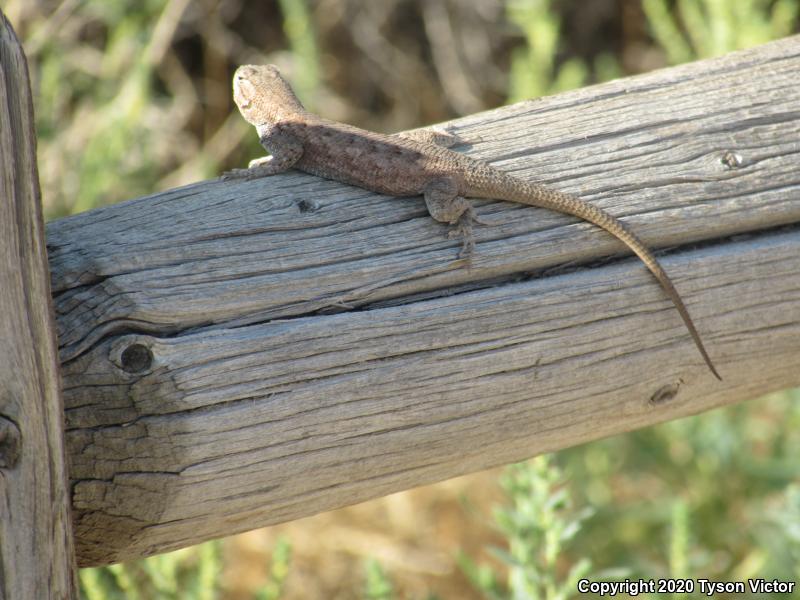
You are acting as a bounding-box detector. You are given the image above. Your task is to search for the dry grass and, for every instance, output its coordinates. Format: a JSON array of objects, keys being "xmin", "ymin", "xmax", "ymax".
[{"xmin": 221, "ymin": 469, "xmax": 505, "ymax": 599}]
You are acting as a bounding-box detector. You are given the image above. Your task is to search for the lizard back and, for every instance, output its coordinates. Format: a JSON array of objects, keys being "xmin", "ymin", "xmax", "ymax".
[{"xmin": 278, "ymin": 117, "xmax": 462, "ymax": 196}]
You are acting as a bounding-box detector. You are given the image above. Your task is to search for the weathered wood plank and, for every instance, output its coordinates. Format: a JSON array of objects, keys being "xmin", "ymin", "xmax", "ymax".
[
  {"xmin": 64, "ymin": 229, "xmax": 800, "ymax": 566},
  {"xmin": 48, "ymin": 37, "xmax": 800, "ymax": 363},
  {"xmin": 46, "ymin": 37, "xmax": 800, "ymax": 565},
  {"xmin": 0, "ymin": 10, "xmax": 78, "ymax": 599}
]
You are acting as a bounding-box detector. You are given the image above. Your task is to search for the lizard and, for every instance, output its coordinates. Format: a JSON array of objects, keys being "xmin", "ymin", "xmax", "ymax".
[{"xmin": 223, "ymin": 64, "xmax": 721, "ymax": 380}]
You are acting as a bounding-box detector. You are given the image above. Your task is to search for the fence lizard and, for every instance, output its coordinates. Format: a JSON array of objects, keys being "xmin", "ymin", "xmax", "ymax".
[{"xmin": 224, "ymin": 64, "xmax": 721, "ymax": 380}]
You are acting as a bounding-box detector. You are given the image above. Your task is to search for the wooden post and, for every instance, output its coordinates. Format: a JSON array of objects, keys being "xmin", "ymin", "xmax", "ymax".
[{"xmin": 0, "ymin": 11, "xmax": 79, "ymax": 599}]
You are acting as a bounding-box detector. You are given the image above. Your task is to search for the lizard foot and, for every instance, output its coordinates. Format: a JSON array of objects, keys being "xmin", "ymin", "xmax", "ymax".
[
  {"xmin": 221, "ymin": 163, "xmax": 278, "ymax": 181},
  {"xmin": 447, "ymin": 212, "xmax": 476, "ymax": 259},
  {"xmin": 221, "ymin": 156, "xmax": 278, "ymax": 180},
  {"xmin": 220, "ymin": 168, "xmax": 253, "ymax": 180}
]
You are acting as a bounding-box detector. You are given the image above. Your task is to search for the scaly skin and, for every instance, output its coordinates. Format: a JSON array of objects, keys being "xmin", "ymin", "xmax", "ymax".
[{"xmin": 224, "ymin": 64, "xmax": 721, "ymax": 380}]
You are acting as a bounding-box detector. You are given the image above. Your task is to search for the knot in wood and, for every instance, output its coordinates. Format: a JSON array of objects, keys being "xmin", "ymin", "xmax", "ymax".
[
  {"xmin": 721, "ymin": 151, "xmax": 744, "ymax": 169},
  {"xmin": 0, "ymin": 415, "xmax": 21, "ymax": 469},
  {"xmin": 650, "ymin": 381, "xmax": 683, "ymax": 405},
  {"xmin": 120, "ymin": 343, "xmax": 153, "ymax": 373}
]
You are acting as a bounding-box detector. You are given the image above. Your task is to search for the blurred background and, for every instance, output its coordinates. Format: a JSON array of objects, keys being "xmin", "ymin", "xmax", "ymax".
[{"xmin": 5, "ymin": 0, "xmax": 800, "ymax": 598}]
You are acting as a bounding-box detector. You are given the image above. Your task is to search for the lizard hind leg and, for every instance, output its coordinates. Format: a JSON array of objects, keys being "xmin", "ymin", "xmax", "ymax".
[{"xmin": 423, "ymin": 176, "xmax": 480, "ymax": 258}]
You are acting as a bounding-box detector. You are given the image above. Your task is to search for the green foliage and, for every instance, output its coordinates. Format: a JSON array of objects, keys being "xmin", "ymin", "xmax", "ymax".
[
  {"xmin": 506, "ymin": 0, "xmax": 586, "ymax": 101},
  {"xmin": 26, "ymin": 0, "xmax": 325, "ymax": 216},
  {"xmin": 668, "ymin": 499, "xmax": 689, "ymax": 582},
  {"xmin": 562, "ymin": 388, "xmax": 800, "ymax": 584},
  {"xmin": 768, "ymin": 484, "xmax": 800, "ymax": 580},
  {"xmin": 79, "ymin": 537, "xmax": 292, "ymax": 600},
  {"xmin": 505, "ymin": 0, "xmax": 622, "ymax": 102},
  {"xmin": 457, "ymin": 388, "xmax": 800, "ymax": 600},
  {"xmin": 79, "ymin": 542, "xmax": 222, "ymax": 600},
  {"xmin": 254, "ymin": 536, "xmax": 292, "ymax": 600},
  {"xmin": 643, "ymin": 0, "xmax": 799, "ymax": 63},
  {"xmin": 507, "ymin": 0, "xmax": 799, "ymax": 101},
  {"xmin": 276, "ymin": 0, "xmax": 320, "ymax": 111},
  {"xmin": 461, "ymin": 456, "xmax": 620, "ymax": 600},
  {"xmin": 32, "ymin": 0, "xmax": 169, "ymax": 215},
  {"xmin": 363, "ymin": 558, "xmax": 395, "ymax": 600}
]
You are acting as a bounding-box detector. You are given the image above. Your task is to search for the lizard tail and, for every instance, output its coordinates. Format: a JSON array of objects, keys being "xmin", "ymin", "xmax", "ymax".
[{"xmin": 471, "ymin": 174, "xmax": 721, "ymax": 380}]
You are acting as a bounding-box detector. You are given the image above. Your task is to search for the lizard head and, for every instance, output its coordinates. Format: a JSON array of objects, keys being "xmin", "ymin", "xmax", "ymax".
[{"xmin": 232, "ymin": 64, "xmax": 305, "ymax": 125}]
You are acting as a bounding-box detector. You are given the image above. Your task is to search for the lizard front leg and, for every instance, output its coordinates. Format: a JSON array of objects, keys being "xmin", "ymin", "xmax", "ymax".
[{"xmin": 222, "ymin": 129, "xmax": 304, "ymax": 180}]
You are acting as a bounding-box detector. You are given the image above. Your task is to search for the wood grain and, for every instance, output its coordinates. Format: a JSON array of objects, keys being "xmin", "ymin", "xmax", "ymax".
[
  {"xmin": 47, "ymin": 36, "xmax": 800, "ymax": 566},
  {"xmin": 0, "ymin": 10, "xmax": 78, "ymax": 598}
]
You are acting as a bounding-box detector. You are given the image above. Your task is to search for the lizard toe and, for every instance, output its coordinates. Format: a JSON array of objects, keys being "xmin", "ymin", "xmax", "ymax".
[{"xmin": 221, "ymin": 168, "xmax": 251, "ymax": 180}]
